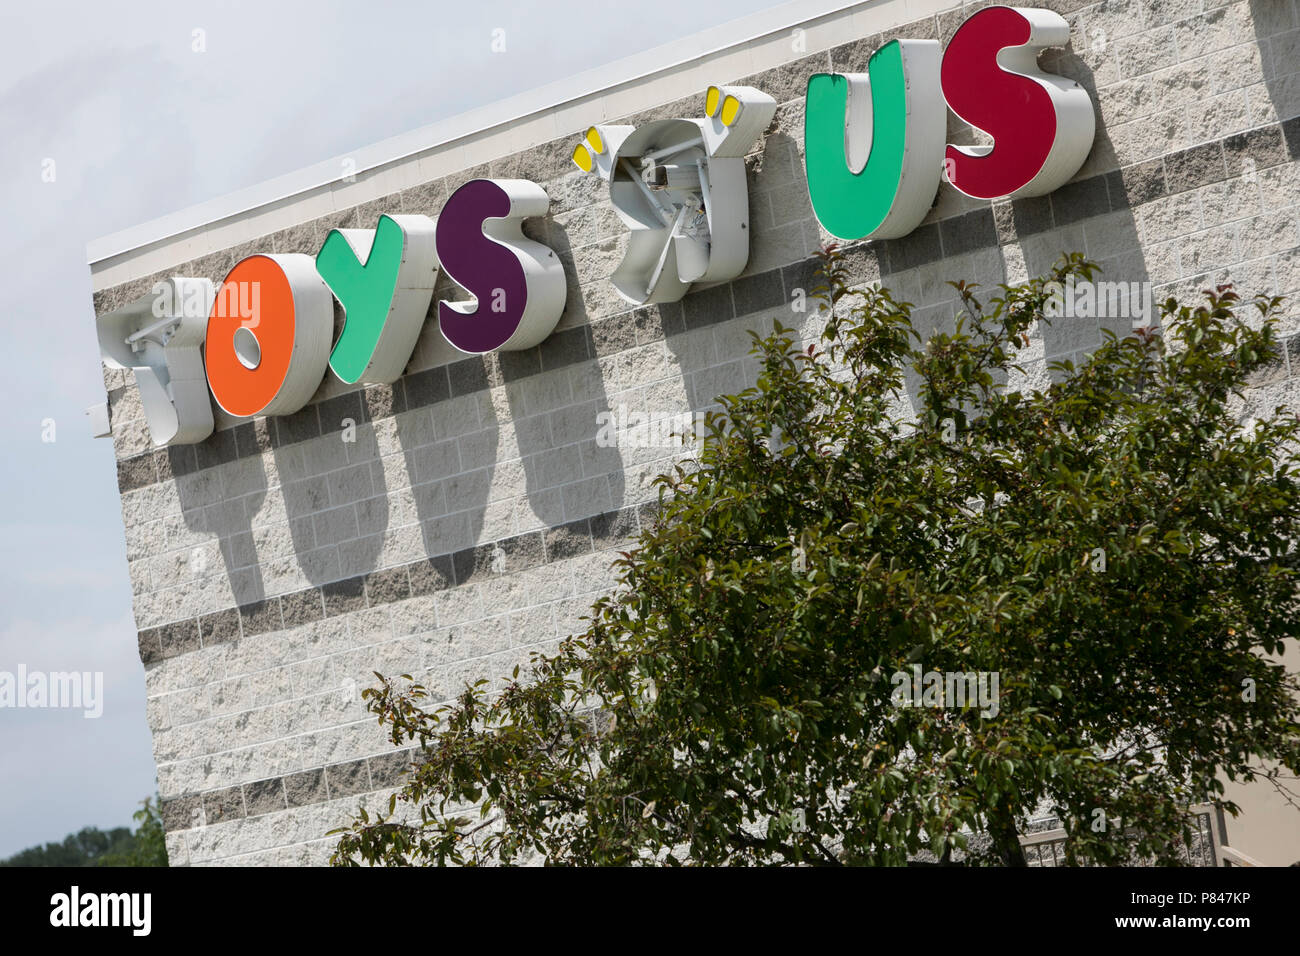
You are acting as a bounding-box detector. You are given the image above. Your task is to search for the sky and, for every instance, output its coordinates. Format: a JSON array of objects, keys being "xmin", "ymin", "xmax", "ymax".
[{"xmin": 0, "ymin": 0, "xmax": 783, "ymax": 859}]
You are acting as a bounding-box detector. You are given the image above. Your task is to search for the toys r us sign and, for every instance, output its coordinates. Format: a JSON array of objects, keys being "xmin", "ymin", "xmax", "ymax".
[{"xmin": 97, "ymin": 6, "xmax": 1093, "ymax": 449}]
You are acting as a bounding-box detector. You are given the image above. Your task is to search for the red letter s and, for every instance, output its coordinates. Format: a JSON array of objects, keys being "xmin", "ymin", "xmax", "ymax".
[{"xmin": 941, "ymin": 6, "xmax": 1095, "ymax": 201}]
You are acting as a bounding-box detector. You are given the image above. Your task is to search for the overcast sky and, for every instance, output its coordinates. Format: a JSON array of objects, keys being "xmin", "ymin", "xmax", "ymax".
[{"xmin": 0, "ymin": 0, "xmax": 783, "ymax": 859}]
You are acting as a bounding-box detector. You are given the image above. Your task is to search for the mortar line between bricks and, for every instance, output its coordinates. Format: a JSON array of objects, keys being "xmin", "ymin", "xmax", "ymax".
[
  {"xmin": 171, "ymin": 745, "xmax": 422, "ymax": 832},
  {"xmin": 136, "ymin": 502, "xmax": 647, "ymax": 657},
  {"xmin": 160, "ymin": 715, "xmax": 390, "ymax": 770},
  {"xmin": 188, "ymin": 808, "xmax": 382, "ymax": 861},
  {"xmin": 171, "ymin": 695, "xmax": 605, "ymax": 831},
  {"xmin": 197, "ymin": 833, "xmax": 357, "ymax": 866},
  {"xmin": 174, "ymin": 682, "xmax": 612, "ymax": 831},
  {"xmin": 186, "ymin": 797, "xmax": 408, "ymax": 863},
  {"xmin": 156, "ymin": 581, "xmax": 628, "ymax": 812},
  {"xmin": 151, "ymin": 601, "xmax": 614, "ymax": 716},
  {"xmin": 153, "ymin": 599, "xmax": 601, "ymax": 725},
  {"xmin": 150, "ymin": 564, "xmax": 624, "ymax": 697}
]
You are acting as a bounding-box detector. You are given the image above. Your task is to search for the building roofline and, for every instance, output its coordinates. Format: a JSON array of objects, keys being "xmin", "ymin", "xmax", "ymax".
[{"xmin": 87, "ymin": 0, "xmax": 942, "ymax": 285}]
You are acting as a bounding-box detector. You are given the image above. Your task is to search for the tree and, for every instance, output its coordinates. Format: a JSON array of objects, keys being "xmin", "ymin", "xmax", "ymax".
[
  {"xmin": 3, "ymin": 795, "xmax": 168, "ymax": 867},
  {"xmin": 0, "ymin": 826, "xmax": 134, "ymax": 867},
  {"xmin": 332, "ymin": 248, "xmax": 1300, "ymax": 866},
  {"xmin": 98, "ymin": 795, "xmax": 169, "ymax": 867}
]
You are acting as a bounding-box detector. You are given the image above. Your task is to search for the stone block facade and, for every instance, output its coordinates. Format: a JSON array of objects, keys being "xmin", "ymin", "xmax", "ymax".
[{"xmin": 89, "ymin": 0, "xmax": 1300, "ymax": 864}]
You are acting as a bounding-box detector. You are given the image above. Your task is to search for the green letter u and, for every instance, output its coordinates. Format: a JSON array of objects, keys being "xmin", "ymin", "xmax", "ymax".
[{"xmin": 804, "ymin": 39, "xmax": 945, "ymax": 242}]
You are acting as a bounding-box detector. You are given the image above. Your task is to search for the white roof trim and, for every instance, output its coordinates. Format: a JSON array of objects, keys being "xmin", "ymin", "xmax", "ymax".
[{"xmin": 88, "ymin": 0, "xmax": 947, "ymax": 281}]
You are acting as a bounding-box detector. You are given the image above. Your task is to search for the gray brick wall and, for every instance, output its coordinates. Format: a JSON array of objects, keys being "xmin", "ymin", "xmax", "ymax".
[{"xmin": 92, "ymin": 0, "xmax": 1300, "ymax": 864}]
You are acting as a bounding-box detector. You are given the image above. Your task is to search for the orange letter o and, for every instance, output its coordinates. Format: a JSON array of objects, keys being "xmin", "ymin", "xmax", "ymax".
[{"xmin": 205, "ymin": 254, "xmax": 333, "ymax": 418}]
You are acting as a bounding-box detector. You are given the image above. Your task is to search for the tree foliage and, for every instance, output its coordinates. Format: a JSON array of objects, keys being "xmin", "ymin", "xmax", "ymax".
[
  {"xmin": 332, "ymin": 249, "xmax": 1300, "ymax": 866},
  {"xmin": 3, "ymin": 795, "xmax": 168, "ymax": 867}
]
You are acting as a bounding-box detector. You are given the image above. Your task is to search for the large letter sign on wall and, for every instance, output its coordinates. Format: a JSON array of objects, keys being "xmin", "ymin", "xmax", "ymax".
[
  {"xmin": 97, "ymin": 277, "xmax": 216, "ymax": 446},
  {"xmin": 204, "ymin": 254, "xmax": 334, "ymax": 418},
  {"xmin": 316, "ymin": 214, "xmax": 438, "ymax": 385},
  {"xmin": 804, "ymin": 40, "xmax": 945, "ymax": 241},
  {"xmin": 98, "ymin": 179, "xmax": 564, "ymax": 445},
  {"xmin": 434, "ymin": 179, "xmax": 566, "ymax": 353},
  {"xmin": 804, "ymin": 6, "xmax": 1094, "ymax": 240},
  {"xmin": 571, "ymin": 83, "xmax": 776, "ymax": 305},
  {"xmin": 941, "ymin": 7, "xmax": 1095, "ymax": 200},
  {"xmin": 97, "ymin": 2, "xmax": 1099, "ymax": 447}
]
